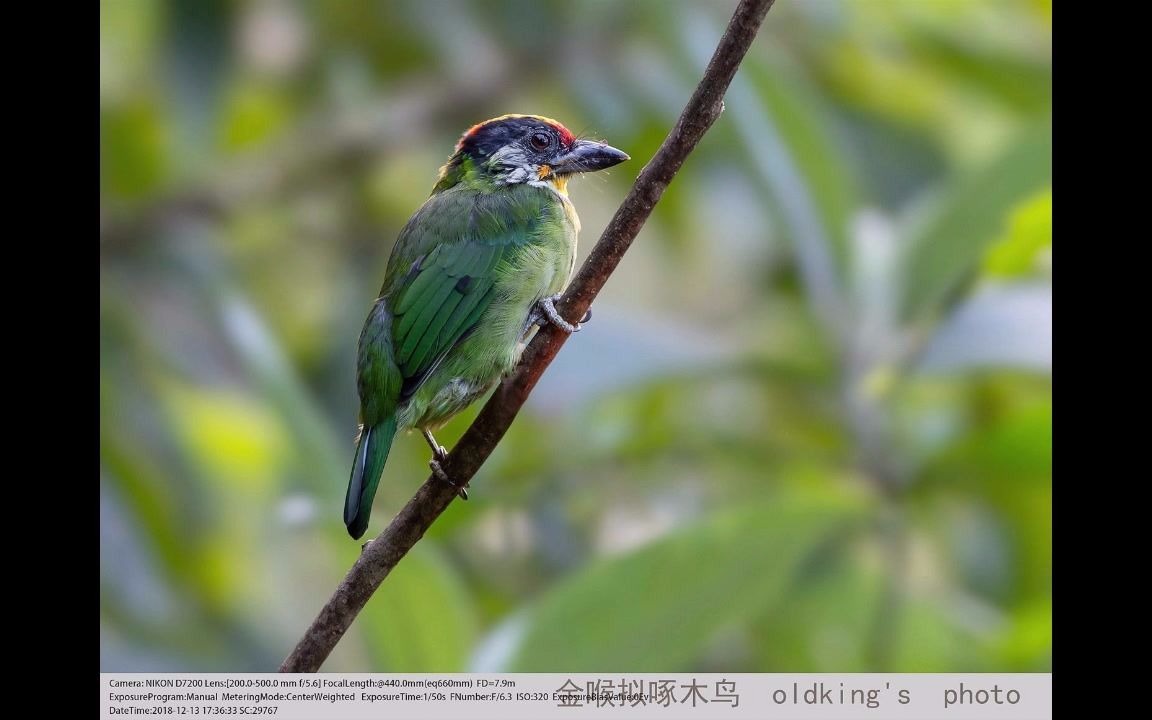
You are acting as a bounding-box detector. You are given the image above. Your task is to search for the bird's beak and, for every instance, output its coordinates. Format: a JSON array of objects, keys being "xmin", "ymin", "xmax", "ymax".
[{"xmin": 551, "ymin": 139, "xmax": 630, "ymax": 175}]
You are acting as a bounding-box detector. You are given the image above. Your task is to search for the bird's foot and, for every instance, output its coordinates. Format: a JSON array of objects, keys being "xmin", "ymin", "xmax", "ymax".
[
  {"xmin": 534, "ymin": 294, "xmax": 589, "ymax": 334},
  {"xmin": 422, "ymin": 429, "xmax": 468, "ymax": 500},
  {"xmin": 429, "ymin": 458, "xmax": 469, "ymax": 500}
]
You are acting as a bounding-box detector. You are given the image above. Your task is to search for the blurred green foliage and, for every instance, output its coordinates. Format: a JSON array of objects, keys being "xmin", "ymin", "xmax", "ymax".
[{"xmin": 100, "ymin": 0, "xmax": 1051, "ymax": 673}]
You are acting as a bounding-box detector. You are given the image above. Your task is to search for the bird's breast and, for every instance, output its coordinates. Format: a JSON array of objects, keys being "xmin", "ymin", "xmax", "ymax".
[{"xmin": 558, "ymin": 191, "xmax": 581, "ymax": 235}]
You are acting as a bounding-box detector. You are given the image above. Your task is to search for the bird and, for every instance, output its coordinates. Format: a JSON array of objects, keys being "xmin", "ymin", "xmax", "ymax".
[{"xmin": 344, "ymin": 114, "xmax": 629, "ymax": 539}]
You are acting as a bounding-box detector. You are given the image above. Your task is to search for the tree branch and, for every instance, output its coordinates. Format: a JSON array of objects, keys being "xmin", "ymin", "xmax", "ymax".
[{"xmin": 279, "ymin": 0, "xmax": 776, "ymax": 673}]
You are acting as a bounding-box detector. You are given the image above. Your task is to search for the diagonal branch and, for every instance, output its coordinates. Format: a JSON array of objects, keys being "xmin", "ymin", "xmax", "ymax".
[{"xmin": 280, "ymin": 0, "xmax": 777, "ymax": 673}]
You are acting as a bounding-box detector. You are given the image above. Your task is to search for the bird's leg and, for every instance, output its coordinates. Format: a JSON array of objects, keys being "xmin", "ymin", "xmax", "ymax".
[
  {"xmin": 531, "ymin": 294, "xmax": 590, "ymax": 334},
  {"xmin": 422, "ymin": 429, "xmax": 469, "ymax": 500},
  {"xmin": 421, "ymin": 428, "xmax": 448, "ymax": 462}
]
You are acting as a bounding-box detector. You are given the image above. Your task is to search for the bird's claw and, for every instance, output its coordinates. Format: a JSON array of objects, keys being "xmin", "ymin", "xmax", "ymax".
[
  {"xmin": 429, "ymin": 458, "xmax": 469, "ymax": 500},
  {"xmin": 421, "ymin": 429, "xmax": 467, "ymax": 499},
  {"xmin": 536, "ymin": 294, "xmax": 584, "ymax": 334}
]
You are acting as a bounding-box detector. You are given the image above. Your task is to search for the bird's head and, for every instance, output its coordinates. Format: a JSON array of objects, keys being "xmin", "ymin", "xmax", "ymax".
[{"xmin": 435, "ymin": 114, "xmax": 629, "ymax": 194}]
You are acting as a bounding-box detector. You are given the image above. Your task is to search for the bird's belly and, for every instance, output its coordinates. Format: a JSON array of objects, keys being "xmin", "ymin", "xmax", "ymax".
[
  {"xmin": 401, "ymin": 375, "xmax": 489, "ymax": 432},
  {"xmin": 399, "ymin": 321, "xmax": 525, "ymax": 432}
]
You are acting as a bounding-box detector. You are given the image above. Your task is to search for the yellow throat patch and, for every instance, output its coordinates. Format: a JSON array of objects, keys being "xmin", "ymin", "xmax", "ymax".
[{"xmin": 537, "ymin": 165, "xmax": 569, "ymax": 196}]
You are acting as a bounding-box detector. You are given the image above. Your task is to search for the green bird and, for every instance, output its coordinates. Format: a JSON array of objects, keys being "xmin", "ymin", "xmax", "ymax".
[{"xmin": 344, "ymin": 114, "xmax": 629, "ymax": 539}]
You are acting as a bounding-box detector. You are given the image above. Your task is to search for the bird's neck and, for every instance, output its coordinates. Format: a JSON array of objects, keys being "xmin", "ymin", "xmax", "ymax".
[
  {"xmin": 433, "ymin": 154, "xmax": 479, "ymax": 192},
  {"xmin": 432, "ymin": 154, "xmax": 568, "ymax": 197}
]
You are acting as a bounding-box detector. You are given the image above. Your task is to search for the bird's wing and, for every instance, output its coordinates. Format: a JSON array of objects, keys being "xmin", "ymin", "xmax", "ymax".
[
  {"xmin": 358, "ymin": 185, "xmax": 549, "ymax": 421},
  {"xmin": 389, "ymin": 238, "xmax": 507, "ymax": 400}
]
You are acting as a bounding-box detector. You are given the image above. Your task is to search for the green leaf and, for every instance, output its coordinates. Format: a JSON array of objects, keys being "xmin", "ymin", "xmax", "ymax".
[
  {"xmin": 163, "ymin": 385, "xmax": 288, "ymax": 491},
  {"xmin": 101, "ymin": 434, "xmax": 188, "ymax": 583},
  {"xmin": 749, "ymin": 62, "xmax": 859, "ymax": 271},
  {"xmin": 100, "ymin": 99, "xmax": 170, "ymax": 199},
  {"xmin": 358, "ymin": 543, "xmax": 479, "ymax": 671},
  {"xmin": 891, "ymin": 597, "xmax": 997, "ymax": 672},
  {"xmin": 900, "ymin": 120, "xmax": 1051, "ymax": 322},
  {"xmin": 982, "ymin": 189, "xmax": 1051, "ymax": 278},
  {"xmin": 993, "ymin": 598, "xmax": 1051, "ymax": 670},
  {"xmin": 508, "ymin": 491, "xmax": 866, "ymax": 671},
  {"xmin": 905, "ymin": 25, "xmax": 1051, "ymax": 113},
  {"xmin": 219, "ymin": 85, "xmax": 294, "ymax": 153},
  {"xmin": 751, "ymin": 540, "xmax": 882, "ymax": 672}
]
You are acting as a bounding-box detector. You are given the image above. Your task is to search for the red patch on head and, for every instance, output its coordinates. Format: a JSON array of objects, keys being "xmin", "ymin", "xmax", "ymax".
[
  {"xmin": 546, "ymin": 121, "xmax": 575, "ymax": 147},
  {"xmin": 456, "ymin": 120, "xmax": 488, "ymax": 150}
]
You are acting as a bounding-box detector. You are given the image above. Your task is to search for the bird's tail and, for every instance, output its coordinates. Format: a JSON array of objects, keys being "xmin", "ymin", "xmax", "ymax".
[{"xmin": 344, "ymin": 416, "xmax": 398, "ymax": 540}]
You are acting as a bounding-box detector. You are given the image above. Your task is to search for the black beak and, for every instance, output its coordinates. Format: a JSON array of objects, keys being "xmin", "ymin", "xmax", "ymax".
[{"xmin": 552, "ymin": 139, "xmax": 630, "ymax": 175}]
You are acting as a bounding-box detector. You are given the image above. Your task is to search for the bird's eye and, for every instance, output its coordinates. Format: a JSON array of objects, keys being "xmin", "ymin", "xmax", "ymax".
[{"xmin": 530, "ymin": 132, "xmax": 551, "ymax": 151}]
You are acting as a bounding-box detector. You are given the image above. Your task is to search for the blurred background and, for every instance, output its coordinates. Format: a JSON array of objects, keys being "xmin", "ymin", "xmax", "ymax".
[{"xmin": 100, "ymin": 0, "xmax": 1051, "ymax": 672}]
